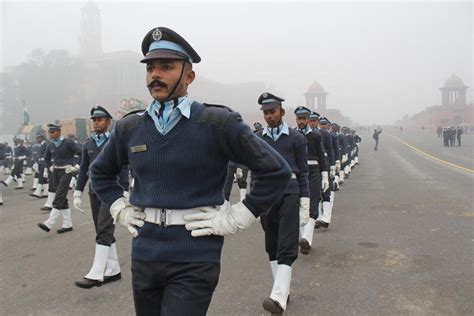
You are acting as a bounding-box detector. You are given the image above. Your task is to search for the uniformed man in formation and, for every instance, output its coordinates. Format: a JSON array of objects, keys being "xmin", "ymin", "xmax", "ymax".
[
  {"xmin": 255, "ymin": 94, "xmax": 309, "ymax": 314},
  {"xmin": 89, "ymin": 27, "xmax": 290, "ymax": 316},
  {"xmin": 29, "ymin": 133, "xmax": 50, "ymax": 199},
  {"xmin": 37, "ymin": 123, "xmax": 82, "ymax": 234},
  {"xmin": 293, "ymin": 106, "xmax": 327, "ymax": 255},
  {"xmin": 2, "ymin": 137, "xmax": 29, "ymax": 190},
  {"xmin": 73, "ymin": 106, "xmax": 128, "ymax": 288}
]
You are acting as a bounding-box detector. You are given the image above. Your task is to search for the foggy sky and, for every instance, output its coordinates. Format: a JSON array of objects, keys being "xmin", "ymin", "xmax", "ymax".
[{"xmin": 1, "ymin": 0, "xmax": 472, "ymax": 125}]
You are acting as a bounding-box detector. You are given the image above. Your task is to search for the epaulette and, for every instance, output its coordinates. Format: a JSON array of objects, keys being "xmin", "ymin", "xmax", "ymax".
[
  {"xmin": 119, "ymin": 110, "xmax": 146, "ymax": 131},
  {"xmin": 198, "ymin": 103, "xmax": 237, "ymax": 130},
  {"xmin": 123, "ymin": 109, "xmax": 146, "ymax": 118},
  {"xmin": 202, "ymin": 103, "xmax": 233, "ymax": 112}
]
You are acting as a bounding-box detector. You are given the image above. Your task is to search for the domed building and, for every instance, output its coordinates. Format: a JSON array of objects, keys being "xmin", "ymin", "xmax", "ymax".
[
  {"xmin": 440, "ymin": 73, "xmax": 469, "ymax": 106},
  {"xmin": 395, "ymin": 74, "xmax": 473, "ymax": 130},
  {"xmin": 303, "ymin": 81, "xmax": 352, "ymax": 126},
  {"xmin": 305, "ymin": 81, "xmax": 328, "ymax": 110}
]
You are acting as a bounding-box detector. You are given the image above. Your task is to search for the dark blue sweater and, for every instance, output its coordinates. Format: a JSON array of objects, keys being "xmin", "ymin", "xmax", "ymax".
[
  {"xmin": 45, "ymin": 138, "xmax": 81, "ymax": 167},
  {"xmin": 320, "ymin": 128, "xmax": 335, "ymax": 166},
  {"xmin": 76, "ymin": 138, "xmax": 129, "ymax": 193},
  {"xmin": 90, "ymin": 102, "xmax": 291, "ymax": 263},
  {"xmin": 256, "ymin": 128, "xmax": 309, "ymax": 197}
]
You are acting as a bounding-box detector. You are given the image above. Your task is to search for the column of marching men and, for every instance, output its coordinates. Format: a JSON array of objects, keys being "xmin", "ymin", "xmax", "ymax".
[{"xmin": 0, "ymin": 26, "xmax": 364, "ymax": 316}]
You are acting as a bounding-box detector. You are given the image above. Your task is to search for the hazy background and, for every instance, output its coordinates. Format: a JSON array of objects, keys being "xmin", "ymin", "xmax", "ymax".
[{"xmin": 1, "ymin": 0, "xmax": 472, "ymax": 132}]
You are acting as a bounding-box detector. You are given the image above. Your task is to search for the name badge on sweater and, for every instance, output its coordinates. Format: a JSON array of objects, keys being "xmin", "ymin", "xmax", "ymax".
[{"xmin": 130, "ymin": 144, "xmax": 148, "ymax": 153}]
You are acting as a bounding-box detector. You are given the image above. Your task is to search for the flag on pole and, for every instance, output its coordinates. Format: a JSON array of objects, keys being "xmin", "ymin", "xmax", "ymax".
[{"xmin": 23, "ymin": 100, "xmax": 30, "ymax": 125}]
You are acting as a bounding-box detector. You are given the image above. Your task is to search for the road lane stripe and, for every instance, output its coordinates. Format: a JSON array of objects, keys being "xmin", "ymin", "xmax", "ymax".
[{"xmin": 388, "ymin": 134, "xmax": 474, "ymax": 174}]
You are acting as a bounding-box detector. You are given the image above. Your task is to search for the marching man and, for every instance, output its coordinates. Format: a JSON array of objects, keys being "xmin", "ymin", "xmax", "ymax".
[
  {"xmin": 293, "ymin": 107, "xmax": 328, "ymax": 254},
  {"xmin": 74, "ymin": 106, "xmax": 128, "ymax": 288},
  {"xmin": 256, "ymin": 94, "xmax": 309, "ymax": 314},
  {"xmin": 90, "ymin": 27, "xmax": 291, "ymax": 315},
  {"xmin": 37, "ymin": 124, "xmax": 81, "ymax": 234}
]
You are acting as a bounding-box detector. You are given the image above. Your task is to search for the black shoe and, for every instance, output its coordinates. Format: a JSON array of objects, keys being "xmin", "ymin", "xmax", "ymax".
[
  {"xmin": 316, "ymin": 220, "xmax": 329, "ymax": 229},
  {"xmin": 30, "ymin": 188, "xmax": 35, "ymax": 191},
  {"xmin": 0, "ymin": 202, "xmax": 3, "ymax": 206},
  {"xmin": 1, "ymin": 181, "xmax": 7, "ymax": 187},
  {"xmin": 40, "ymin": 206, "xmax": 52, "ymax": 211},
  {"xmin": 75, "ymin": 278, "xmax": 102, "ymax": 289},
  {"xmin": 103, "ymin": 273, "xmax": 122, "ymax": 284},
  {"xmin": 37, "ymin": 223, "xmax": 50, "ymax": 232},
  {"xmin": 57, "ymin": 227, "xmax": 73, "ymax": 234},
  {"xmin": 314, "ymin": 221, "xmax": 321, "ymax": 229},
  {"xmin": 75, "ymin": 273, "xmax": 121, "ymax": 289},
  {"xmin": 263, "ymin": 297, "xmax": 284, "ymax": 315},
  {"xmin": 299, "ymin": 238, "xmax": 311, "ymax": 255},
  {"xmin": 14, "ymin": 186, "xmax": 23, "ymax": 190},
  {"xmin": 29, "ymin": 193, "xmax": 41, "ymax": 198}
]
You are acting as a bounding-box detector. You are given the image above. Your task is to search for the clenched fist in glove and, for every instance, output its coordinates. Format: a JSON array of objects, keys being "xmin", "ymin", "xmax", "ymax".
[
  {"xmin": 65, "ymin": 164, "xmax": 80, "ymax": 174},
  {"xmin": 321, "ymin": 171, "xmax": 330, "ymax": 192},
  {"xmin": 184, "ymin": 202, "xmax": 256, "ymax": 237},
  {"xmin": 235, "ymin": 168, "xmax": 243, "ymax": 180},
  {"xmin": 43, "ymin": 167, "xmax": 49, "ymax": 179},
  {"xmin": 330, "ymin": 165, "xmax": 336, "ymax": 178},
  {"xmin": 110, "ymin": 197, "xmax": 146, "ymax": 237},
  {"xmin": 73, "ymin": 190, "xmax": 84, "ymax": 213},
  {"xmin": 341, "ymin": 154, "xmax": 348, "ymax": 163},
  {"xmin": 335, "ymin": 160, "xmax": 341, "ymax": 173},
  {"xmin": 299, "ymin": 197, "xmax": 310, "ymax": 226}
]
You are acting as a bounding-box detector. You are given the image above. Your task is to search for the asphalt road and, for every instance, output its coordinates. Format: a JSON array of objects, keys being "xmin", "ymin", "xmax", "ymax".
[{"xmin": 1, "ymin": 131, "xmax": 472, "ymax": 315}]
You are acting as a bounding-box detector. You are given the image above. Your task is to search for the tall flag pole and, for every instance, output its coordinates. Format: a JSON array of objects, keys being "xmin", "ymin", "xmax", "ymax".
[{"xmin": 23, "ymin": 100, "xmax": 30, "ymax": 126}]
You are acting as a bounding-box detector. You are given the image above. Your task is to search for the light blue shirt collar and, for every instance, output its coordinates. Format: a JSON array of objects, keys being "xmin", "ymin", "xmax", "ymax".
[
  {"xmin": 146, "ymin": 96, "xmax": 192, "ymax": 135},
  {"xmin": 52, "ymin": 136, "xmax": 64, "ymax": 147},
  {"xmin": 262, "ymin": 121, "xmax": 289, "ymax": 141},
  {"xmin": 296, "ymin": 125, "xmax": 312, "ymax": 135}
]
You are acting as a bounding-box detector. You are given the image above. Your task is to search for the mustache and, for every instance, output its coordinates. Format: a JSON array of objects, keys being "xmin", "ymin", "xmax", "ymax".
[{"xmin": 147, "ymin": 79, "xmax": 168, "ymax": 88}]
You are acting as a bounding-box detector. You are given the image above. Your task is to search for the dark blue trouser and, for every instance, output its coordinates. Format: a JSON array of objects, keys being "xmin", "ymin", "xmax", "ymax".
[{"xmin": 131, "ymin": 260, "xmax": 220, "ymax": 316}]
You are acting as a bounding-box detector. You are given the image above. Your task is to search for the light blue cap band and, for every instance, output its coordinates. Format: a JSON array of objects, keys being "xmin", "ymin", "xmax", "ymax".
[
  {"xmin": 261, "ymin": 98, "xmax": 280, "ymax": 104},
  {"xmin": 92, "ymin": 110, "xmax": 107, "ymax": 116},
  {"xmin": 149, "ymin": 40, "xmax": 192, "ymax": 62}
]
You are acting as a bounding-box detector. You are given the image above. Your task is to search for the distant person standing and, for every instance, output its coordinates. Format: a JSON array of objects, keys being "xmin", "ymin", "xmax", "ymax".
[
  {"xmin": 456, "ymin": 127, "xmax": 463, "ymax": 147},
  {"xmin": 449, "ymin": 127, "xmax": 456, "ymax": 147},
  {"xmin": 443, "ymin": 128, "xmax": 449, "ymax": 147},
  {"xmin": 437, "ymin": 126, "xmax": 443, "ymax": 138},
  {"xmin": 373, "ymin": 129, "xmax": 382, "ymax": 151}
]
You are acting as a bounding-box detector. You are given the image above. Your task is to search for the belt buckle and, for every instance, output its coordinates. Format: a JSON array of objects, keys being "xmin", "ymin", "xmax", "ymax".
[{"xmin": 160, "ymin": 208, "xmax": 167, "ymax": 227}]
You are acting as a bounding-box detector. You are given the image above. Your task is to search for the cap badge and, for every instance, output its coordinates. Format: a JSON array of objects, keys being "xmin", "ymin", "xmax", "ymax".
[
  {"xmin": 152, "ymin": 29, "xmax": 162, "ymax": 41},
  {"xmin": 262, "ymin": 93, "xmax": 268, "ymax": 98}
]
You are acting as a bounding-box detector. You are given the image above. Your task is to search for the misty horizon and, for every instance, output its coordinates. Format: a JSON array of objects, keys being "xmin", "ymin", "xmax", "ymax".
[{"xmin": 1, "ymin": 1, "xmax": 472, "ymax": 126}]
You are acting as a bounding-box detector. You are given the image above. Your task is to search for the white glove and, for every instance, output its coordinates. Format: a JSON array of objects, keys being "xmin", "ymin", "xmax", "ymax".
[
  {"xmin": 235, "ymin": 168, "xmax": 243, "ymax": 180},
  {"xmin": 43, "ymin": 167, "xmax": 48, "ymax": 178},
  {"xmin": 342, "ymin": 154, "xmax": 348, "ymax": 163},
  {"xmin": 321, "ymin": 171, "xmax": 329, "ymax": 192},
  {"xmin": 335, "ymin": 160, "xmax": 341, "ymax": 173},
  {"xmin": 184, "ymin": 201, "xmax": 256, "ymax": 237},
  {"xmin": 33, "ymin": 163, "xmax": 38, "ymax": 172},
  {"xmin": 123, "ymin": 191, "xmax": 130, "ymax": 199},
  {"xmin": 73, "ymin": 190, "xmax": 84, "ymax": 213},
  {"xmin": 299, "ymin": 197, "xmax": 310, "ymax": 226},
  {"xmin": 23, "ymin": 160, "xmax": 27, "ymax": 166},
  {"xmin": 110, "ymin": 197, "xmax": 145, "ymax": 238},
  {"xmin": 330, "ymin": 165, "xmax": 336, "ymax": 178},
  {"xmin": 65, "ymin": 164, "xmax": 80, "ymax": 174},
  {"xmin": 344, "ymin": 165, "xmax": 350, "ymax": 175},
  {"xmin": 49, "ymin": 166, "xmax": 54, "ymax": 172}
]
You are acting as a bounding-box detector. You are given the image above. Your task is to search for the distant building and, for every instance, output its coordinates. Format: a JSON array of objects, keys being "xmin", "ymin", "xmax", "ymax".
[
  {"xmin": 79, "ymin": 2, "xmax": 148, "ymax": 111},
  {"xmin": 303, "ymin": 81, "xmax": 352, "ymax": 126},
  {"xmin": 396, "ymin": 74, "xmax": 473, "ymax": 131}
]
